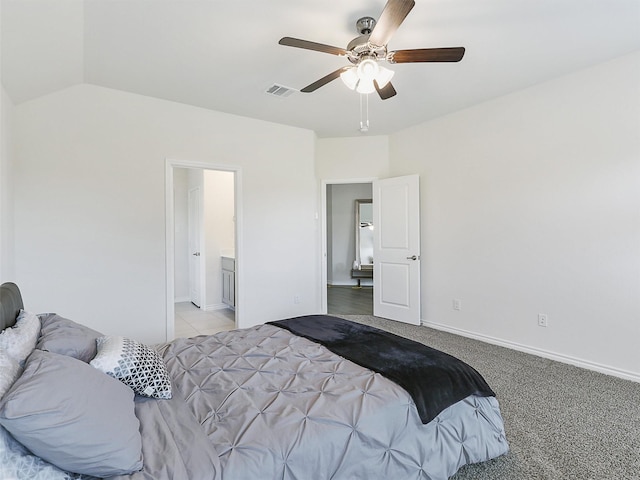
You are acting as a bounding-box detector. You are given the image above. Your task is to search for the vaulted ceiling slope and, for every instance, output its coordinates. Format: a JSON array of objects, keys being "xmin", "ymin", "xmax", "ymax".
[{"xmin": 2, "ymin": 0, "xmax": 639, "ymax": 137}]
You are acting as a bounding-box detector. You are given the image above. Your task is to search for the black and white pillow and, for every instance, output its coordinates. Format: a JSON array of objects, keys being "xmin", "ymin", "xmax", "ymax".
[{"xmin": 90, "ymin": 336, "xmax": 172, "ymax": 399}]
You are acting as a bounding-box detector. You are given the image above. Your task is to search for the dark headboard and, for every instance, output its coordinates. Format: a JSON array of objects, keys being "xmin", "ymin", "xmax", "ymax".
[{"xmin": 0, "ymin": 282, "xmax": 23, "ymax": 331}]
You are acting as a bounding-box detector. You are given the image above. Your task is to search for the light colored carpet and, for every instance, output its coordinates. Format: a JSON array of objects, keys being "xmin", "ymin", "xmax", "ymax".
[{"xmin": 341, "ymin": 315, "xmax": 640, "ymax": 480}]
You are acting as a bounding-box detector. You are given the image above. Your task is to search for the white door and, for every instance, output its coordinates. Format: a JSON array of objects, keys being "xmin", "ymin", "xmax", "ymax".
[
  {"xmin": 373, "ymin": 174, "xmax": 421, "ymax": 325},
  {"xmin": 188, "ymin": 187, "xmax": 202, "ymax": 307}
]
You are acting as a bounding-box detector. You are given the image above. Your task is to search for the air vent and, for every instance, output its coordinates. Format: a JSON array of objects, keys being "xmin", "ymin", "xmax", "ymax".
[{"xmin": 265, "ymin": 84, "xmax": 296, "ymax": 98}]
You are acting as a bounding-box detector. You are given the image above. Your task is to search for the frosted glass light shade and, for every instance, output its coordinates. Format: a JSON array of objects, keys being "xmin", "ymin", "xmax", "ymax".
[
  {"xmin": 357, "ymin": 59, "xmax": 379, "ymax": 81},
  {"xmin": 375, "ymin": 66, "xmax": 395, "ymax": 88},
  {"xmin": 340, "ymin": 68, "xmax": 358, "ymax": 90},
  {"xmin": 356, "ymin": 79, "xmax": 376, "ymax": 94}
]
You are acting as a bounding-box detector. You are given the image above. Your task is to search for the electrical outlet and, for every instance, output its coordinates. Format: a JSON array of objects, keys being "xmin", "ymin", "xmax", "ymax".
[
  {"xmin": 453, "ymin": 299, "xmax": 461, "ymax": 311},
  {"xmin": 294, "ymin": 295, "xmax": 300, "ymax": 305},
  {"xmin": 538, "ymin": 313, "xmax": 548, "ymax": 327}
]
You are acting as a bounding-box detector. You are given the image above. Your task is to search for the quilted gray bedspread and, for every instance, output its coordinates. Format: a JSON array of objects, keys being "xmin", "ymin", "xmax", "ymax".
[{"xmin": 115, "ymin": 323, "xmax": 508, "ymax": 480}]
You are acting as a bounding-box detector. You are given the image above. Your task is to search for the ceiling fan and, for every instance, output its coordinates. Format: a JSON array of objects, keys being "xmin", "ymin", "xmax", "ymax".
[{"xmin": 279, "ymin": 0, "xmax": 465, "ymax": 100}]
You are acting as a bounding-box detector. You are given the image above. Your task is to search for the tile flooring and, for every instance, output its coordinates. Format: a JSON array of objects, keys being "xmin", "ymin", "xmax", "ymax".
[
  {"xmin": 175, "ymin": 287, "xmax": 371, "ymax": 339},
  {"xmin": 174, "ymin": 302, "xmax": 235, "ymax": 338}
]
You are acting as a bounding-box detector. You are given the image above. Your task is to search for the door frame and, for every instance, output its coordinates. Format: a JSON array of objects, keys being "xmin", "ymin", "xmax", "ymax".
[
  {"xmin": 165, "ymin": 159, "xmax": 242, "ymax": 341},
  {"xmin": 320, "ymin": 177, "xmax": 377, "ymax": 313}
]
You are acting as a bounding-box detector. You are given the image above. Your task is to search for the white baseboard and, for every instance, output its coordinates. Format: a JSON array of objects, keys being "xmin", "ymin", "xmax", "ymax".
[
  {"xmin": 422, "ymin": 320, "xmax": 640, "ymax": 384},
  {"xmin": 173, "ymin": 300, "xmax": 232, "ymax": 312},
  {"xmin": 203, "ymin": 303, "xmax": 230, "ymax": 312}
]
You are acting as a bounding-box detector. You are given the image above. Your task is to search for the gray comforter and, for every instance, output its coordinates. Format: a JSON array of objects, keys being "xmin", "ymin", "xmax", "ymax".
[{"xmin": 115, "ymin": 324, "xmax": 508, "ymax": 480}]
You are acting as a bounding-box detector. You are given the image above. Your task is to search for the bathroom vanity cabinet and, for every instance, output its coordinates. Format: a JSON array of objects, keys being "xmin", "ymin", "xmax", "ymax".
[{"xmin": 221, "ymin": 256, "xmax": 235, "ymax": 308}]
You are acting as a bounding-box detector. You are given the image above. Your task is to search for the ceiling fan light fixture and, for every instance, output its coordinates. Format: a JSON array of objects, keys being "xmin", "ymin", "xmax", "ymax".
[
  {"xmin": 357, "ymin": 59, "xmax": 379, "ymax": 82},
  {"xmin": 356, "ymin": 78, "xmax": 376, "ymax": 94},
  {"xmin": 341, "ymin": 62, "xmax": 394, "ymax": 94},
  {"xmin": 340, "ymin": 67, "xmax": 359, "ymax": 90},
  {"xmin": 375, "ymin": 65, "xmax": 395, "ymax": 88}
]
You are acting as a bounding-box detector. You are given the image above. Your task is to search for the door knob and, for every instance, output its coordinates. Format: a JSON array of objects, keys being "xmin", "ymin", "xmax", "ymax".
[
  {"xmin": 192, "ymin": 252, "xmax": 200, "ymax": 256},
  {"xmin": 406, "ymin": 255, "xmax": 419, "ymax": 260}
]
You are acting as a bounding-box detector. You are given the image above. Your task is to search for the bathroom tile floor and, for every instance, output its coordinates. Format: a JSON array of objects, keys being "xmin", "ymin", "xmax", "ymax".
[{"xmin": 174, "ymin": 302, "xmax": 235, "ymax": 338}]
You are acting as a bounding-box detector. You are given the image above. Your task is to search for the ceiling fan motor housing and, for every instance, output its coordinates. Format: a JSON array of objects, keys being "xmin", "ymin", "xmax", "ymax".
[
  {"xmin": 346, "ymin": 17, "xmax": 388, "ymax": 65},
  {"xmin": 356, "ymin": 16, "xmax": 376, "ymax": 35}
]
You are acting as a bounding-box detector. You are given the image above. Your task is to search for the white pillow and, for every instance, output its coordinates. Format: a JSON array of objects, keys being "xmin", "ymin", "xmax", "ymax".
[
  {"xmin": 0, "ymin": 310, "xmax": 41, "ymax": 365},
  {"xmin": 0, "ymin": 352, "xmax": 21, "ymax": 400},
  {"xmin": 0, "ymin": 426, "xmax": 81, "ymax": 480},
  {"xmin": 91, "ymin": 336, "xmax": 172, "ymax": 399}
]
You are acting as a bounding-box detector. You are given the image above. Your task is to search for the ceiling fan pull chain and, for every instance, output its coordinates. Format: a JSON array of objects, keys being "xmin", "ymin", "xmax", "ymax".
[{"xmin": 360, "ymin": 93, "xmax": 370, "ymax": 133}]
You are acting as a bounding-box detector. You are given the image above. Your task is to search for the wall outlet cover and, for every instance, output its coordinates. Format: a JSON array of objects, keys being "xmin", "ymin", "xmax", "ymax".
[{"xmin": 538, "ymin": 313, "xmax": 548, "ymax": 327}]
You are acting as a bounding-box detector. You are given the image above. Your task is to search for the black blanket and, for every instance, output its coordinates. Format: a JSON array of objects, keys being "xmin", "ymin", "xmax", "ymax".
[{"xmin": 268, "ymin": 315, "xmax": 495, "ymax": 424}]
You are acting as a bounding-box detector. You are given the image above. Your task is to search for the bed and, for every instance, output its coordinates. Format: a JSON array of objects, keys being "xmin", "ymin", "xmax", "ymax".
[{"xmin": 0, "ymin": 282, "xmax": 508, "ymax": 479}]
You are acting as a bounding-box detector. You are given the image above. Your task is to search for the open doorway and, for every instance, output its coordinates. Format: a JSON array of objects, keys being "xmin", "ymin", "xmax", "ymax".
[
  {"xmin": 325, "ymin": 182, "xmax": 373, "ymax": 315},
  {"xmin": 166, "ymin": 160, "xmax": 240, "ymax": 341},
  {"xmin": 322, "ymin": 175, "xmax": 421, "ymax": 324}
]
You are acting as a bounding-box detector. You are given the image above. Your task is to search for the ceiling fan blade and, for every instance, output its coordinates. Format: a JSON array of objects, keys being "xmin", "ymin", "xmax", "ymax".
[
  {"xmin": 300, "ymin": 67, "xmax": 350, "ymax": 93},
  {"xmin": 279, "ymin": 37, "xmax": 348, "ymax": 56},
  {"xmin": 368, "ymin": 0, "xmax": 415, "ymax": 47},
  {"xmin": 374, "ymin": 80, "xmax": 397, "ymax": 100},
  {"xmin": 388, "ymin": 47, "xmax": 466, "ymax": 63}
]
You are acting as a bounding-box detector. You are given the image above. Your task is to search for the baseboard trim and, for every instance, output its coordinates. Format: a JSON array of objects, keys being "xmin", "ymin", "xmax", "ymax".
[
  {"xmin": 203, "ymin": 303, "xmax": 230, "ymax": 312},
  {"xmin": 422, "ymin": 320, "xmax": 640, "ymax": 383},
  {"xmin": 173, "ymin": 300, "xmax": 232, "ymax": 312}
]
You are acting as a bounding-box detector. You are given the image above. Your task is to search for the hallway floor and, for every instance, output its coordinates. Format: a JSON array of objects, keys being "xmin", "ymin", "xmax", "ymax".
[
  {"xmin": 327, "ymin": 285, "xmax": 373, "ymax": 315},
  {"xmin": 174, "ymin": 302, "xmax": 235, "ymax": 338},
  {"xmin": 174, "ymin": 286, "xmax": 372, "ymax": 339}
]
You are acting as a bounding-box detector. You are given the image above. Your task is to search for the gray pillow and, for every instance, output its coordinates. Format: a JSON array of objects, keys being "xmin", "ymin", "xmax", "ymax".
[
  {"xmin": 36, "ymin": 313, "xmax": 103, "ymax": 362},
  {"xmin": 0, "ymin": 350, "xmax": 143, "ymax": 478}
]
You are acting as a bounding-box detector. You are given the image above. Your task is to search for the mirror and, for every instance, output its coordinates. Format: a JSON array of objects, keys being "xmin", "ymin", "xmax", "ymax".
[{"xmin": 355, "ymin": 199, "xmax": 373, "ymax": 270}]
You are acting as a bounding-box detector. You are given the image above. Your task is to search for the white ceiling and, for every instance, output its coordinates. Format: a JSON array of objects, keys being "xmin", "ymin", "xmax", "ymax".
[{"xmin": 2, "ymin": 0, "xmax": 639, "ymax": 138}]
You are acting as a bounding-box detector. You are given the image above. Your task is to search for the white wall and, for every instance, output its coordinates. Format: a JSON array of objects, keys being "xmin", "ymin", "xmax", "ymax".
[
  {"xmin": 315, "ymin": 54, "xmax": 640, "ymax": 380},
  {"xmin": 12, "ymin": 84, "xmax": 319, "ymax": 343},
  {"xmin": 316, "ymin": 135, "xmax": 389, "ymax": 181},
  {"xmin": 390, "ymin": 52, "xmax": 640, "ymax": 380},
  {"xmin": 0, "ymin": 86, "xmax": 15, "ymax": 282}
]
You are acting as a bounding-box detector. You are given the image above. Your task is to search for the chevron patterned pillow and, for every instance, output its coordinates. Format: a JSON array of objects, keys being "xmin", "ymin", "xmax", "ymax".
[{"xmin": 90, "ymin": 336, "xmax": 172, "ymax": 399}]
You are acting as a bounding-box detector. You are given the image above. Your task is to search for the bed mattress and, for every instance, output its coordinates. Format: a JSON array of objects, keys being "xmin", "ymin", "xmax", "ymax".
[{"xmin": 118, "ymin": 322, "xmax": 508, "ymax": 480}]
